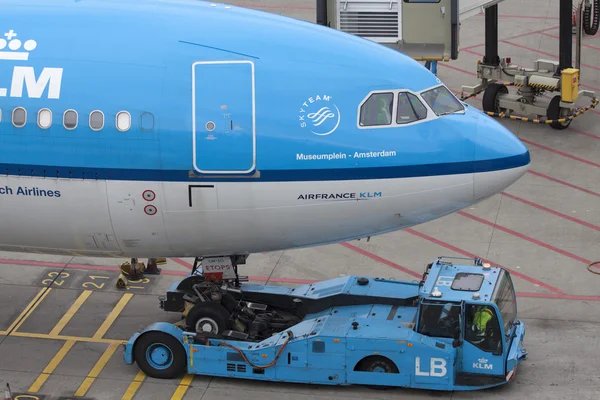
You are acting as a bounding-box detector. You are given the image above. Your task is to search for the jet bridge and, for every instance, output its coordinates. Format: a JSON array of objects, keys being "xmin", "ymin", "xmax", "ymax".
[{"xmin": 316, "ymin": 0, "xmax": 505, "ymax": 73}]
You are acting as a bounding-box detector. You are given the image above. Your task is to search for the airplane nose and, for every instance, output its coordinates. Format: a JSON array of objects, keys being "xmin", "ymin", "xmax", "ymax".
[{"xmin": 472, "ymin": 110, "xmax": 530, "ymax": 201}]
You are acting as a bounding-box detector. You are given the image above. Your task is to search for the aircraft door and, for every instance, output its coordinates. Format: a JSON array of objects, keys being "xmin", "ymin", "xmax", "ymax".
[{"xmin": 192, "ymin": 60, "xmax": 256, "ymax": 174}]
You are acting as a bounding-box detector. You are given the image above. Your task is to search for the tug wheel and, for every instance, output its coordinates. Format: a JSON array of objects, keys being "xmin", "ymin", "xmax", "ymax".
[
  {"xmin": 133, "ymin": 331, "xmax": 186, "ymax": 379},
  {"xmin": 186, "ymin": 302, "xmax": 230, "ymax": 334},
  {"xmin": 547, "ymin": 95, "xmax": 572, "ymax": 130},
  {"xmin": 356, "ymin": 356, "xmax": 399, "ymax": 390},
  {"xmin": 482, "ymin": 83, "xmax": 509, "ymax": 114},
  {"xmin": 356, "ymin": 355, "xmax": 399, "ymax": 374}
]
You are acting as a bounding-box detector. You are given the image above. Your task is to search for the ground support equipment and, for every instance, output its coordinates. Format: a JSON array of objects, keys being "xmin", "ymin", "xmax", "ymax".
[
  {"xmin": 461, "ymin": 0, "xmax": 598, "ymax": 129},
  {"xmin": 116, "ymin": 257, "xmax": 167, "ymax": 288},
  {"xmin": 125, "ymin": 256, "xmax": 528, "ymax": 391}
]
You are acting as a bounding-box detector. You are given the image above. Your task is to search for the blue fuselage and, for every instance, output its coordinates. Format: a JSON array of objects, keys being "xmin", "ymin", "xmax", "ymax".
[
  {"xmin": 0, "ymin": 0, "xmax": 530, "ymax": 258},
  {"xmin": 0, "ymin": 0, "xmax": 528, "ymax": 183}
]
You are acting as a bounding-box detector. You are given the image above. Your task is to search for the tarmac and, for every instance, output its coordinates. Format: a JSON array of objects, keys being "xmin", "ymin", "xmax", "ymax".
[{"xmin": 1, "ymin": 0, "xmax": 600, "ymax": 399}]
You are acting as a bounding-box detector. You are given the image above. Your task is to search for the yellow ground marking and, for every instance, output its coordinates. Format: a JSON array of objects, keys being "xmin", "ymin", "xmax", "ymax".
[
  {"xmin": 122, "ymin": 370, "xmax": 146, "ymax": 400},
  {"xmin": 93, "ymin": 293, "xmax": 134, "ymax": 339},
  {"xmin": 49, "ymin": 290, "xmax": 93, "ymax": 336},
  {"xmin": 28, "ymin": 339, "xmax": 76, "ymax": 392},
  {"xmin": 6, "ymin": 287, "xmax": 52, "ymax": 333},
  {"xmin": 10, "ymin": 330, "xmax": 126, "ymax": 344},
  {"xmin": 74, "ymin": 342, "xmax": 120, "ymax": 396},
  {"xmin": 26, "ymin": 292, "xmax": 132, "ymax": 394},
  {"xmin": 171, "ymin": 374, "xmax": 194, "ymax": 400}
]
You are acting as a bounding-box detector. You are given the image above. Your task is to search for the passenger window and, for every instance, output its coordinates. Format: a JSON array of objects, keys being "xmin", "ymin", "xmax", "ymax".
[
  {"xmin": 89, "ymin": 110, "xmax": 104, "ymax": 131},
  {"xmin": 465, "ymin": 304, "xmax": 503, "ymax": 354},
  {"xmin": 417, "ymin": 301, "xmax": 461, "ymax": 338},
  {"xmin": 116, "ymin": 111, "xmax": 131, "ymax": 131},
  {"xmin": 359, "ymin": 92, "xmax": 393, "ymax": 126},
  {"xmin": 12, "ymin": 107, "xmax": 26, "ymax": 127},
  {"xmin": 396, "ymin": 92, "xmax": 427, "ymax": 124},
  {"xmin": 141, "ymin": 112, "xmax": 154, "ymax": 131},
  {"xmin": 63, "ymin": 110, "xmax": 78, "ymax": 130},
  {"xmin": 38, "ymin": 109, "xmax": 52, "ymax": 129}
]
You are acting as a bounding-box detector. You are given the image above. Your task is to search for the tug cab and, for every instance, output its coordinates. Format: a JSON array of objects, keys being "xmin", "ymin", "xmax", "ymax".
[{"xmin": 415, "ymin": 257, "xmax": 527, "ymax": 387}]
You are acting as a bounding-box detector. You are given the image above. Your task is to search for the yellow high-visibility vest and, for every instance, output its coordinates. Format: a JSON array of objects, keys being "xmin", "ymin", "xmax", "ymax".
[{"xmin": 473, "ymin": 307, "xmax": 493, "ymax": 331}]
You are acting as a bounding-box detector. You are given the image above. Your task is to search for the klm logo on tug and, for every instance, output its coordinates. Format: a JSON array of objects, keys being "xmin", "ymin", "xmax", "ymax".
[
  {"xmin": 473, "ymin": 357, "xmax": 493, "ymax": 370},
  {"xmin": 0, "ymin": 29, "xmax": 63, "ymax": 99}
]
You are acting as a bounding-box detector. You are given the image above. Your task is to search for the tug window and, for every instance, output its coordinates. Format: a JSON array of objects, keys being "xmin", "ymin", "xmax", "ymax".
[
  {"xmin": 417, "ymin": 301, "xmax": 461, "ymax": 339},
  {"xmin": 465, "ymin": 304, "xmax": 503, "ymax": 354},
  {"xmin": 359, "ymin": 92, "xmax": 394, "ymax": 126},
  {"xmin": 396, "ymin": 92, "xmax": 427, "ymax": 124},
  {"xmin": 492, "ymin": 269, "xmax": 517, "ymax": 335}
]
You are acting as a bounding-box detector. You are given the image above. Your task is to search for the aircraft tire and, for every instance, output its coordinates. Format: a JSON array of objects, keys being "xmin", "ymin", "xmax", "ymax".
[
  {"xmin": 220, "ymin": 292, "xmax": 239, "ymax": 313},
  {"xmin": 547, "ymin": 95, "xmax": 572, "ymax": 130},
  {"xmin": 133, "ymin": 331, "xmax": 187, "ymax": 379},
  {"xmin": 583, "ymin": 0, "xmax": 599, "ymax": 36},
  {"xmin": 482, "ymin": 83, "xmax": 508, "ymax": 114},
  {"xmin": 186, "ymin": 302, "xmax": 230, "ymax": 334}
]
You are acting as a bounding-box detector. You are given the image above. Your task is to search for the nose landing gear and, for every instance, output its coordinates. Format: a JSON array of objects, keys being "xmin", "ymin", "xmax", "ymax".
[{"xmin": 159, "ymin": 255, "xmax": 302, "ymax": 342}]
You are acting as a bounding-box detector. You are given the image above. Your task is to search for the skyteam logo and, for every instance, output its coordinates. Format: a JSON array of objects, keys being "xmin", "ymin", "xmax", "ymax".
[
  {"xmin": 298, "ymin": 94, "xmax": 341, "ymax": 136},
  {"xmin": 0, "ymin": 29, "xmax": 63, "ymax": 99}
]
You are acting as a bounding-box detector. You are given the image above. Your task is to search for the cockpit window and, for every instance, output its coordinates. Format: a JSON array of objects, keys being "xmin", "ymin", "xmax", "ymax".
[
  {"xmin": 421, "ymin": 85, "xmax": 464, "ymax": 116},
  {"xmin": 359, "ymin": 92, "xmax": 393, "ymax": 126},
  {"xmin": 396, "ymin": 92, "xmax": 427, "ymax": 124}
]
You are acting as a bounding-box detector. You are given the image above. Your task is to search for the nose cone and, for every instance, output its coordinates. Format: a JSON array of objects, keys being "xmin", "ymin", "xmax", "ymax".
[{"xmin": 471, "ymin": 108, "xmax": 530, "ymax": 201}]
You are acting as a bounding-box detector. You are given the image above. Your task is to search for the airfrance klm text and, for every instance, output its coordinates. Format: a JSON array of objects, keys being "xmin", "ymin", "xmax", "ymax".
[{"xmin": 297, "ymin": 191, "xmax": 382, "ymax": 200}]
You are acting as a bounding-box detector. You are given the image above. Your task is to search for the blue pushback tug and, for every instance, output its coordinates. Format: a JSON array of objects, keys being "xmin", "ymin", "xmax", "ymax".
[{"xmin": 123, "ymin": 256, "xmax": 528, "ymax": 391}]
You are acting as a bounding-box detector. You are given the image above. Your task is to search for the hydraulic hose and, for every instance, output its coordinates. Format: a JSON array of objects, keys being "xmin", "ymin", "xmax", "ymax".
[
  {"xmin": 217, "ymin": 330, "xmax": 294, "ymax": 369},
  {"xmin": 583, "ymin": 0, "xmax": 599, "ymax": 35}
]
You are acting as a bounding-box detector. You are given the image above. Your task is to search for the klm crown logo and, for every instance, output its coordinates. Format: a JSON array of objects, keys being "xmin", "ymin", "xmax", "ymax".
[
  {"xmin": 473, "ymin": 357, "xmax": 493, "ymax": 370},
  {"xmin": 0, "ymin": 30, "xmax": 37, "ymax": 61},
  {"xmin": 0, "ymin": 29, "xmax": 63, "ymax": 100}
]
